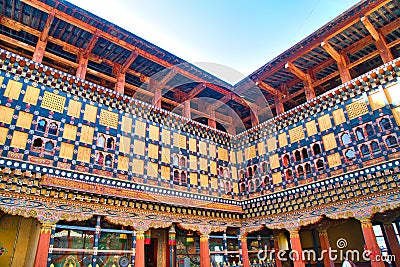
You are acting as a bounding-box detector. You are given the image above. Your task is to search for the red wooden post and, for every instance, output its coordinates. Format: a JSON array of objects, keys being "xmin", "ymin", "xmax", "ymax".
[
  {"xmin": 135, "ymin": 230, "xmax": 145, "ymax": 267},
  {"xmin": 33, "ymin": 223, "xmax": 53, "ymax": 267},
  {"xmin": 360, "ymin": 219, "xmax": 385, "ymax": 267},
  {"xmin": 318, "ymin": 229, "xmax": 335, "ymax": 267},
  {"xmin": 289, "ymin": 230, "xmax": 305, "ymax": 267},
  {"xmin": 241, "ymin": 234, "xmax": 250, "ymax": 267},
  {"xmin": 200, "ymin": 234, "xmax": 211, "ymax": 267}
]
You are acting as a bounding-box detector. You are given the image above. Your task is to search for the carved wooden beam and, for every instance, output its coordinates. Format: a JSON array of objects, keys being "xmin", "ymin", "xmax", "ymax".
[
  {"xmin": 361, "ymin": 16, "xmax": 393, "ymax": 63},
  {"xmin": 184, "ymin": 83, "xmax": 206, "ymax": 101},
  {"xmin": 321, "ymin": 41, "xmax": 351, "ymax": 83},
  {"xmin": 121, "ymin": 50, "xmax": 139, "ymax": 74},
  {"xmin": 32, "ymin": 8, "xmax": 55, "ymax": 63},
  {"xmin": 285, "ymin": 62, "xmax": 315, "ymax": 100}
]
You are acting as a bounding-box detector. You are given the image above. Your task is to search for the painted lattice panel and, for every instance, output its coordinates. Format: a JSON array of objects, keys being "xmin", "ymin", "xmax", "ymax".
[
  {"xmin": 161, "ymin": 147, "xmax": 170, "ymax": 163},
  {"xmin": 161, "ymin": 165, "xmax": 169, "ymax": 179},
  {"xmin": 246, "ymin": 146, "xmax": 256, "ymax": 159},
  {"xmin": 147, "ymin": 162, "xmax": 158, "ymax": 177},
  {"xmin": 332, "ymin": 108, "xmax": 346, "ymax": 125},
  {"xmin": 77, "ymin": 146, "xmax": 91, "ymax": 163},
  {"xmin": 134, "ymin": 140, "xmax": 145, "ymax": 156},
  {"xmin": 269, "ymin": 154, "xmax": 279, "ymax": 169},
  {"xmin": 209, "ymin": 144, "xmax": 216, "ymax": 158},
  {"xmin": 4, "ymin": 80, "xmax": 22, "ymax": 100},
  {"xmin": 327, "ymin": 153, "xmax": 342, "ymax": 168},
  {"xmin": 322, "ymin": 133, "xmax": 337, "ymax": 151},
  {"xmin": 41, "ymin": 91, "xmax": 66, "ymax": 113},
  {"xmin": 10, "ymin": 131, "xmax": 28, "ymax": 149},
  {"xmin": 162, "ymin": 129, "xmax": 170, "ymax": 144},
  {"xmin": 0, "ymin": 106, "xmax": 14, "ymax": 124},
  {"xmin": 257, "ymin": 141, "xmax": 265, "ymax": 155},
  {"xmin": 83, "ymin": 105, "xmax": 97, "ymax": 122},
  {"xmin": 189, "ymin": 155, "xmax": 197, "ymax": 169},
  {"xmin": 190, "ymin": 173, "xmax": 198, "ymax": 185},
  {"xmin": 199, "ymin": 141, "xmax": 207, "ymax": 155},
  {"xmin": 272, "ymin": 172, "xmax": 282, "ymax": 184},
  {"xmin": 0, "ymin": 127, "xmax": 8, "ymax": 145},
  {"xmin": 346, "ymin": 100, "xmax": 369, "ymax": 120},
  {"xmin": 189, "ymin": 138, "xmax": 197, "ymax": 152},
  {"xmin": 267, "ymin": 137, "xmax": 277, "ymax": 152},
  {"xmin": 23, "ymin": 86, "xmax": 40, "ymax": 105},
  {"xmin": 63, "ymin": 124, "xmax": 77, "ymax": 140},
  {"xmin": 15, "ymin": 112, "xmax": 33, "ymax": 129},
  {"xmin": 121, "ymin": 116, "xmax": 132, "ymax": 133},
  {"xmin": 289, "ymin": 126, "xmax": 304, "ymax": 143},
  {"xmin": 173, "ymin": 133, "xmax": 186, "ymax": 149},
  {"xmin": 306, "ymin": 120, "xmax": 317, "ymax": 136},
  {"xmin": 67, "ymin": 100, "xmax": 82, "ymax": 118},
  {"xmin": 99, "ymin": 109, "xmax": 118, "ymax": 129},
  {"xmin": 318, "ymin": 114, "xmax": 332, "ymax": 131},
  {"xmin": 148, "ymin": 143, "xmax": 158, "ymax": 159},
  {"xmin": 149, "ymin": 125, "xmax": 159, "ymax": 140},
  {"xmin": 117, "ymin": 156, "xmax": 129, "ymax": 171},
  {"xmin": 278, "ymin": 132, "xmax": 288, "ymax": 147},
  {"xmin": 135, "ymin": 120, "xmax": 146, "ymax": 137},
  {"xmin": 218, "ymin": 147, "xmax": 228, "ymax": 161},
  {"xmin": 368, "ymin": 90, "xmax": 386, "ymax": 110},
  {"xmin": 132, "ymin": 159, "xmax": 144, "ymax": 175}
]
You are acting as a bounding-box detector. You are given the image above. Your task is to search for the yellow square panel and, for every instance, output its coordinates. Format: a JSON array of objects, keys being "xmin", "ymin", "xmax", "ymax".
[
  {"xmin": 63, "ymin": 124, "xmax": 78, "ymax": 140},
  {"xmin": 210, "ymin": 161, "xmax": 217, "ymax": 175},
  {"xmin": 67, "ymin": 100, "xmax": 82, "ymax": 118},
  {"xmin": 16, "ymin": 111, "xmax": 33, "ymax": 129},
  {"xmin": 200, "ymin": 174, "xmax": 208, "ymax": 187},
  {"xmin": 189, "ymin": 138, "xmax": 197, "ymax": 152},
  {"xmin": 368, "ymin": 90, "xmax": 387, "ymax": 110},
  {"xmin": 236, "ymin": 150, "xmax": 243, "ymax": 163},
  {"xmin": 318, "ymin": 114, "xmax": 332, "ymax": 131},
  {"xmin": 230, "ymin": 151, "xmax": 236, "ymax": 164},
  {"xmin": 218, "ymin": 147, "xmax": 228, "ymax": 161},
  {"xmin": 278, "ymin": 132, "xmax": 287, "ymax": 148},
  {"xmin": 23, "ymin": 86, "xmax": 40, "ymax": 105},
  {"xmin": 199, "ymin": 157, "xmax": 207, "ymax": 171},
  {"xmin": 384, "ymin": 83, "xmax": 400, "ymax": 104},
  {"xmin": 161, "ymin": 147, "xmax": 170, "ymax": 164},
  {"xmin": 306, "ymin": 120, "xmax": 317, "ymax": 136},
  {"xmin": 117, "ymin": 156, "xmax": 129, "ymax": 171},
  {"xmin": 269, "ymin": 154, "xmax": 279, "ymax": 169},
  {"xmin": 189, "ymin": 155, "xmax": 197, "ymax": 169},
  {"xmin": 161, "ymin": 165, "xmax": 170, "ymax": 179},
  {"xmin": 133, "ymin": 139, "xmax": 145, "ymax": 156},
  {"xmin": 267, "ymin": 137, "xmax": 277, "ymax": 152},
  {"xmin": 211, "ymin": 177, "xmax": 218, "ymax": 188},
  {"xmin": 199, "ymin": 141, "xmax": 207, "ymax": 155},
  {"xmin": 0, "ymin": 77, "xmax": 3, "ymax": 86},
  {"xmin": 190, "ymin": 173, "xmax": 198, "ymax": 185},
  {"xmin": 327, "ymin": 153, "xmax": 341, "ymax": 168},
  {"xmin": 332, "ymin": 108, "xmax": 346, "ymax": 125},
  {"xmin": 289, "ymin": 126, "xmax": 305, "ymax": 143},
  {"xmin": 0, "ymin": 105, "xmax": 14, "ymax": 124},
  {"xmin": 232, "ymin": 183, "xmax": 238, "ymax": 193},
  {"xmin": 149, "ymin": 125, "xmax": 159, "ymax": 141},
  {"xmin": 257, "ymin": 141, "xmax": 265, "ymax": 156},
  {"xmin": 209, "ymin": 144, "xmax": 216, "ymax": 158},
  {"xmin": 173, "ymin": 133, "xmax": 186, "ymax": 149},
  {"xmin": 322, "ymin": 133, "xmax": 337, "ymax": 151},
  {"xmin": 59, "ymin": 142, "xmax": 74, "ymax": 160},
  {"xmin": 231, "ymin": 166, "xmax": 237, "ymax": 180},
  {"xmin": 10, "ymin": 131, "xmax": 28, "ymax": 149},
  {"xmin": 0, "ymin": 127, "xmax": 8, "ymax": 145},
  {"xmin": 246, "ymin": 146, "xmax": 256, "ymax": 159},
  {"xmin": 99, "ymin": 109, "xmax": 118, "ymax": 129},
  {"xmin": 148, "ymin": 143, "xmax": 158, "ymax": 159},
  {"xmin": 77, "ymin": 146, "xmax": 91, "ymax": 163},
  {"xmin": 392, "ymin": 107, "xmax": 400, "ymax": 126},
  {"xmin": 135, "ymin": 120, "xmax": 146, "ymax": 137},
  {"xmin": 272, "ymin": 172, "xmax": 282, "ymax": 184},
  {"xmin": 4, "ymin": 80, "xmax": 22, "ymax": 100},
  {"xmin": 346, "ymin": 100, "xmax": 369, "ymax": 120},
  {"xmin": 132, "ymin": 159, "xmax": 144, "ymax": 175},
  {"xmin": 41, "ymin": 91, "xmax": 66, "ymax": 113},
  {"xmin": 147, "ymin": 162, "xmax": 158, "ymax": 177},
  {"xmin": 161, "ymin": 129, "xmax": 170, "ymax": 144},
  {"xmin": 121, "ymin": 116, "xmax": 132, "ymax": 133},
  {"xmin": 119, "ymin": 136, "xmax": 131, "ymax": 154},
  {"xmin": 83, "ymin": 104, "xmax": 97, "ymax": 123},
  {"xmin": 80, "ymin": 125, "xmax": 94, "ymax": 144}
]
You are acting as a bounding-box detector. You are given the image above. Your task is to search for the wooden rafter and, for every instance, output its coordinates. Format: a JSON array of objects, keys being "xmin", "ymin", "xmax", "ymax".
[
  {"xmin": 184, "ymin": 83, "xmax": 206, "ymax": 101},
  {"xmin": 121, "ymin": 50, "xmax": 139, "ymax": 74},
  {"xmin": 320, "ymin": 41, "xmax": 351, "ymax": 83}
]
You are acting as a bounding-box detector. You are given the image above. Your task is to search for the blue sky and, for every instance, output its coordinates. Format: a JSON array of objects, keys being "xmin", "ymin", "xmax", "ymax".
[{"xmin": 67, "ymin": 0, "xmax": 360, "ymax": 84}]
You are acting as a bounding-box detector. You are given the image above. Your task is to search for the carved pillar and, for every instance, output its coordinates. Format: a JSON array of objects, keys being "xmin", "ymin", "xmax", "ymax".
[
  {"xmin": 274, "ymin": 94, "xmax": 285, "ymax": 115},
  {"xmin": 318, "ymin": 229, "xmax": 335, "ymax": 267},
  {"xmin": 383, "ymin": 222, "xmax": 400, "ymax": 266},
  {"xmin": 240, "ymin": 234, "xmax": 250, "ymax": 267},
  {"xmin": 115, "ymin": 71, "xmax": 126, "ymax": 94},
  {"xmin": 273, "ymin": 231, "xmax": 283, "ymax": 267},
  {"xmin": 208, "ymin": 109, "xmax": 216, "ymax": 128},
  {"xmin": 33, "ymin": 223, "xmax": 54, "ymax": 267},
  {"xmin": 183, "ymin": 100, "xmax": 191, "ymax": 119},
  {"xmin": 135, "ymin": 230, "xmax": 145, "ymax": 267},
  {"xmin": 76, "ymin": 52, "xmax": 89, "ymax": 79},
  {"xmin": 200, "ymin": 234, "xmax": 211, "ymax": 267},
  {"xmin": 168, "ymin": 225, "xmax": 176, "ymax": 267},
  {"xmin": 360, "ymin": 219, "xmax": 385, "ymax": 267},
  {"xmin": 289, "ymin": 229, "xmax": 305, "ymax": 267}
]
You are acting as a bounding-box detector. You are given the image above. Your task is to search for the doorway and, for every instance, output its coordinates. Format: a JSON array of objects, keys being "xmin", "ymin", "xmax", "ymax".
[{"xmin": 145, "ymin": 238, "xmax": 158, "ymax": 267}]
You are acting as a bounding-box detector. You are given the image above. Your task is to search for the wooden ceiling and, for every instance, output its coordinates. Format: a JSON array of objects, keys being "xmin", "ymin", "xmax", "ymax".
[{"xmin": 0, "ymin": 0, "xmax": 399, "ymax": 133}]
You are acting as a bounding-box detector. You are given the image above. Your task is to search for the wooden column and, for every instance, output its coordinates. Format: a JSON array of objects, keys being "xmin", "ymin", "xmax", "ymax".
[
  {"xmin": 135, "ymin": 230, "xmax": 145, "ymax": 267},
  {"xmin": 33, "ymin": 223, "xmax": 53, "ymax": 267},
  {"xmin": 183, "ymin": 100, "xmax": 191, "ymax": 119},
  {"xmin": 383, "ymin": 222, "xmax": 400, "ymax": 265},
  {"xmin": 200, "ymin": 234, "xmax": 211, "ymax": 267},
  {"xmin": 32, "ymin": 9, "xmax": 55, "ymax": 63},
  {"xmin": 318, "ymin": 229, "xmax": 335, "ymax": 267},
  {"xmin": 240, "ymin": 234, "xmax": 250, "ymax": 267},
  {"xmin": 361, "ymin": 16, "xmax": 393, "ymax": 63},
  {"xmin": 168, "ymin": 226, "xmax": 177, "ymax": 267},
  {"xmin": 208, "ymin": 109, "xmax": 216, "ymax": 128},
  {"xmin": 76, "ymin": 53, "xmax": 89, "ymax": 79},
  {"xmin": 321, "ymin": 41, "xmax": 352, "ymax": 83},
  {"xmin": 272, "ymin": 231, "xmax": 283, "ymax": 267},
  {"xmin": 249, "ymin": 105, "xmax": 259, "ymax": 127},
  {"xmin": 360, "ymin": 219, "xmax": 385, "ymax": 267},
  {"xmin": 289, "ymin": 229, "xmax": 305, "ymax": 267},
  {"xmin": 274, "ymin": 94, "xmax": 285, "ymax": 115},
  {"xmin": 285, "ymin": 62, "xmax": 315, "ymax": 101},
  {"xmin": 115, "ymin": 71, "xmax": 126, "ymax": 94}
]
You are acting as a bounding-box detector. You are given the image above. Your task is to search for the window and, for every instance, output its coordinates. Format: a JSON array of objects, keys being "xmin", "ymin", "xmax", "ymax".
[
  {"xmin": 365, "ymin": 124, "xmax": 374, "ymax": 137},
  {"xmin": 312, "ymin": 143, "xmax": 321, "ymax": 155},
  {"xmin": 254, "ymin": 178, "xmax": 260, "ymax": 188},
  {"xmin": 32, "ymin": 138, "xmax": 43, "ymax": 149},
  {"xmin": 316, "ymin": 159, "xmax": 324, "ymax": 171},
  {"xmin": 253, "ymin": 165, "xmax": 258, "ymax": 175},
  {"xmin": 179, "ymin": 157, "xmax": 186, "ymax": 168},
  {"xmin": 106, "ymin": 137, "xmax": 115, "ymax": 149},
  {"xmin": 97, "ymin": 134, "xmax": 106, "ymax": 148},
  {"xmin": 96, "ymin": 152, "xmax": 104, "ymax": 165},
  {"xmin": 356, "ymin": 127, "xmax": 365, "ymax": 141},
  {"xmin": 219, "ymin": 167, "xmax": 224, "ymax": 176},
  {"xmin": 173, "ymin": 155, "xmax": 179, "ymax": 166},
  {"xmin": 249, "ymin": 180, "xmax": 255, "ymax": 192},
  {"xmin": 264, "ymin": 177, "xmax": 270, "ymax": 185},
  {"xmin": 239, "ymin": 170, "xmax": 245, "ymax": 180},
  {"xmin": 286, "ymin": 169, "xmax": 293, "ymax": 180},
  {"xmin": 386, "ymin": 136, "xmax": 398, "ymax": 147},
  {"xmin": 380, "ymin": 118, "xmax": 392, "ymax": 131},
  {"xmin": 180, "ymin": 171, "xmax": 187, "ymax": 183},
  {"xmin": 248, "ymin": 167, "xmax": 253, "ymax": 177},
  {"xmin": 341, "ymin": 132, "xmax": 352, "ymax": 145},
  {"xmin": 37, "ymin": 119, "xmax": 47, "ymax": 132},
  {"xmin": 223, "ymin": 168, "xmax": 229, "ymax": 178},
  {"xmin": 302, "ymin": 148, "xmax": 309, "ymax": 159},
  {"xmin": 44, "ymin": 141, "xmax": 55, "ymax": 152},
  {"xmin": 294, "ymin": 150, "xmax": 301, "ymax": 162},
  {"xmin": 262, "ymin": 162, "xmax": 268, "ymax": 173},
  {"xmin": 105, "ymin": 154, "xmax": 113, "ymax": 167},
  {"xmin": 371, "ymin": 141, "xmax": 380, "ymax": 153},
  {"xmin": 240, "ymin": 183, "xmax": 246, "ymax": 192},
  {"xmin": 48, "ymin": 122, "xmax": 58, "ymax": 135},
  {"xmin": 360, "ymin": 144, "xmax": 370, "ymax": 157},
  {"xmin": 297, "ymin": 165, "xmax": 304, "ymax": 176},
  {"xmin": 173, "ymin": 170, "xmax": 180, "ymax": 182},
  {"xmin": 283, "ymin": 154, "xmax": 290, "ymax": 166},
  {"xmin": 305, "ymin": 163, "xmax": 311, "ymax": 174},
  {"xmin": 345, "ymin": 149, "xmax": 356, "ymax": 160}
]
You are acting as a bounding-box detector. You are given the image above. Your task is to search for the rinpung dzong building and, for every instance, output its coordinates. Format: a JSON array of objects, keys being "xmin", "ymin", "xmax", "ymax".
[{"xmin": 0, "ymin": 0, "xmax": 400, "ymax": 267}]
